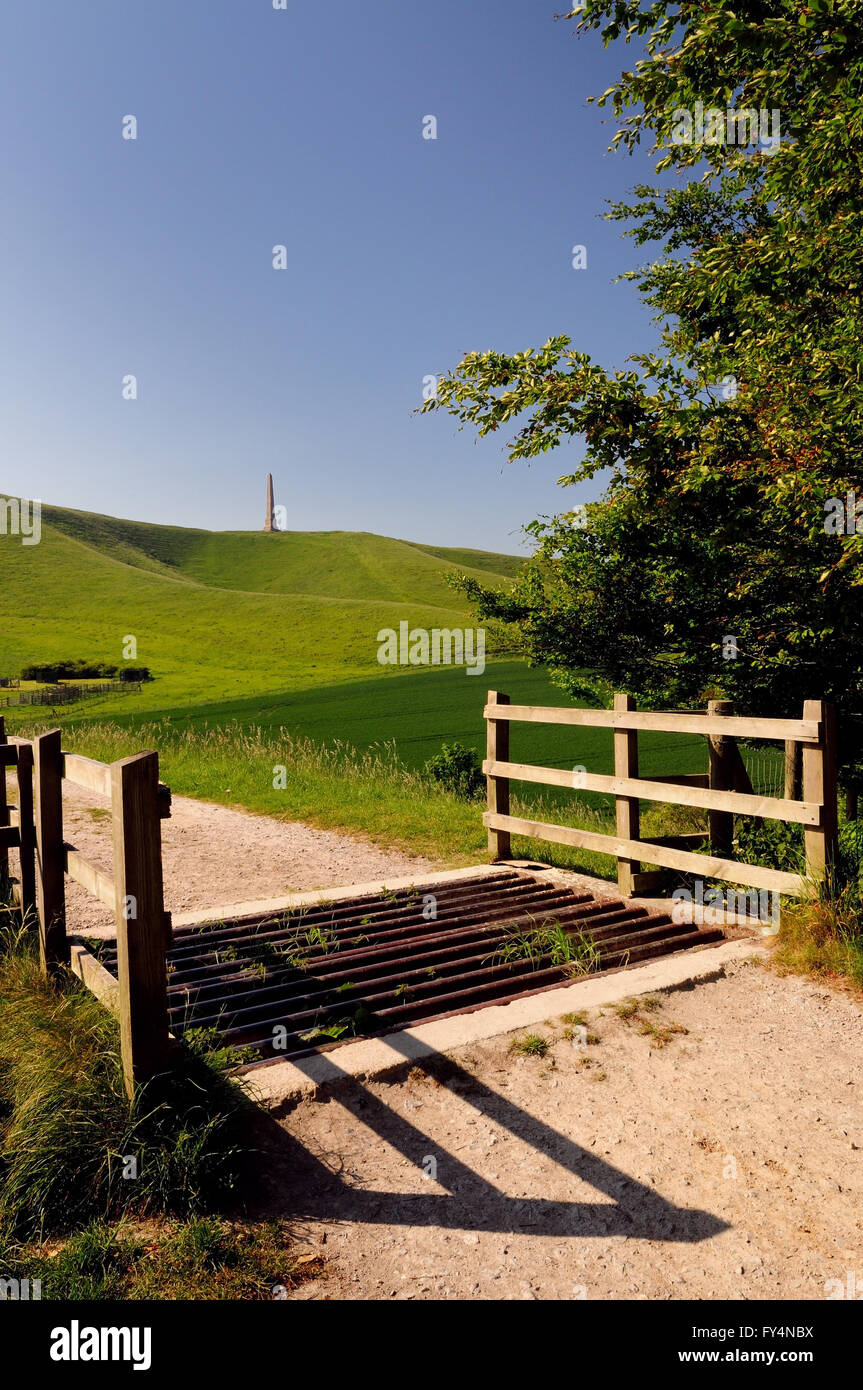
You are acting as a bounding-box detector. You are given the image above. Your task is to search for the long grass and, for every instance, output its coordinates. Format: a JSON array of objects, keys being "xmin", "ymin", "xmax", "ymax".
[
  {"xmin": 0, "ymin": 911, "xmax": 253, "ymax": 1241},
  {"xmin": 11, "ymin": 717, "xmax": 709, "ymax": 879},
  {"xmin": 773, "ymin": 882, "xmax": 863, "ymax": 990}
]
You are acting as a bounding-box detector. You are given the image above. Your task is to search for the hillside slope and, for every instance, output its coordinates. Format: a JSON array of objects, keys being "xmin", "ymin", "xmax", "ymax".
[
  {"xmin": 0, "ymin": 505, "xmax": 521, "ymax": 713},
  {"xmin": 41, "ymin": 506, "xmax": 522, "ymax": 604}
]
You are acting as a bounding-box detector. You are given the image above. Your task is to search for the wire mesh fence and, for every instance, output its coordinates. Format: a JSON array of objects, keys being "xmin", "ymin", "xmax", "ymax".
[{"xmin": 740, "ymin": 747, "xmax": 786, "ymax": 798}]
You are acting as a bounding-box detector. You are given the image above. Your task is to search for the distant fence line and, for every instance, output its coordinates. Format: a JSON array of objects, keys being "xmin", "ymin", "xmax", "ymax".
[{"xmin": 1, "ymin": 681, "xmax": 142, "ymax": 709}]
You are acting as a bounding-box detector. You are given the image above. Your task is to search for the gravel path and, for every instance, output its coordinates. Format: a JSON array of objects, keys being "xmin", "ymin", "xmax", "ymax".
[
  {"xmin": 254, "ymin": 960, "xmax": 863, "ymax": 1301},
  {"xmin": 47, "ymin": 782, "xmax": 437, "ymax": 936}
]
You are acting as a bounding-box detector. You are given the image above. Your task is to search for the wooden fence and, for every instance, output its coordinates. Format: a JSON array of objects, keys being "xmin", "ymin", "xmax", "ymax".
[
  {"xmin": 0, "ymin": 717, "xmax": 173, "ymax": 1095},
  {"xmin": 483, "ymin": 692, "xmax": 839, "ymax": 899},
  {"xmin": 0, "ymin": 724, "xmax": 36, "ymax": 917}
]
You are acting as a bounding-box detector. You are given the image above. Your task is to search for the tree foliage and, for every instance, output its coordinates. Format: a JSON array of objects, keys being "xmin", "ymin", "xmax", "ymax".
[{"xmin": 423, "ymin": 0, "xmax": 863, "ymax": 785}]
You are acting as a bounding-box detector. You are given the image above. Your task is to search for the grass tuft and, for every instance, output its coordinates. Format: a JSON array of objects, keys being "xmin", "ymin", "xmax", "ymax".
[
  {"xmin": 613, "ymin": 994, "xmax": 686, "ymax": 1047},
  {"xmin": 508, "ymin": 1033, "xmax": 550, "ymax": 1058}
]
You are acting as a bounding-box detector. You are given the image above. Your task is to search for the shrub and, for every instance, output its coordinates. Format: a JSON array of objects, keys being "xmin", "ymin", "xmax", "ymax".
[
  {"xmin": 20, "ymin": 660, "xmax": 120, "ymax": 683},
  {"xmin": 424, "ymin": 741, "xmax": 484, "ymax": 800},
  {"xmin": 733, "ymin": 818, "xmax": 804, "ymax": 875}
]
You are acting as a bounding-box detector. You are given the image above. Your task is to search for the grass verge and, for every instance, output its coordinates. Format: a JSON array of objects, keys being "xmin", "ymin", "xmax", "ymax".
[
  {"xmin": 773, "ymin": 883, "xmax": 863, "ymax": 990},
  {"xmin": 1, "ymin": 1217, "xmax": 324, "ymax": 1301},
  {"xmin": 9, "ymin": 718, "xmax": 709, "ymax": 878},
  {"xmin": 0, "ymin": 913, "xmax": 252, "ymax": 1240},
  {"xmin": 0, "ymin": 902, "xmax": 320, "ymax": 1299}
]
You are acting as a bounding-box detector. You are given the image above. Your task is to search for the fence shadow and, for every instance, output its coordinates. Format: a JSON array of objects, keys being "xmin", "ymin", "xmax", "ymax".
[{"xmin": 240, "ymin": 1047, "xmax": 728, "ymax": 1245}]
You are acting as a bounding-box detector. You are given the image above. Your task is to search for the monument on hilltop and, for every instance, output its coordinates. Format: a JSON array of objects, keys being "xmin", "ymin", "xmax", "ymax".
[{"xmin": 264, "ymin": 473, "xmax": 275, "ymax": 532}]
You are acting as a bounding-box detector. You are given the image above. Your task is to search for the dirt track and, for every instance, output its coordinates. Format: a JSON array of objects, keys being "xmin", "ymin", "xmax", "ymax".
[
  {"xmin": 50, "ymin": 782, "xmax": 437, "ymax": 936},
  {"xmin": 256, "ymin": 960, "xmax": 863, "ymax": 1301}
]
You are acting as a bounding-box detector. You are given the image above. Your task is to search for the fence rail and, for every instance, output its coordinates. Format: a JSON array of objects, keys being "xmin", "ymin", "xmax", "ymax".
[
  {"xmin": 0, "ymin": 722, "xmax": 36, "ymax": 915},
  {"xmin": 483, "ymin": 702, "xmax": 821, "ymax": 743},
  {"xmin": 0, "ymin": 716, "xmax": 172, "ymax": 1094},
  {"xmin": 483, "ymin": 691, "xmax": 839, "ymax": 900}
]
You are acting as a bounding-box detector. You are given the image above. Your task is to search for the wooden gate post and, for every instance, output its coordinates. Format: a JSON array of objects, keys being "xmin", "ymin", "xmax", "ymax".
[
  {"xmin": 486, "ymin": 691, "xmax": 511, "ymax": 861},
  {"xmin": 613, "ymin": 693, "xmax": 640, "ymax": 897},
  {"xmin": 0, "ymin": 716, "xmax": 8, "ymax": 888},
  {"xmin": 15, "ymin": 742, "xmax": 36, "ymax": 918},
  {"xmin": 33, "ymin": 729, "xmax": 67, "ymax": 973},
  {"xmin": 707, "ymin": 699, "xmax": 735, "ymax": 858},
  {"xmin": 803, "ymin": 700, "xmax": 839, "ymax": 891},
  {"xmin": 112, "ymin": 751, "xmax": 171, "ymax": 1095}
]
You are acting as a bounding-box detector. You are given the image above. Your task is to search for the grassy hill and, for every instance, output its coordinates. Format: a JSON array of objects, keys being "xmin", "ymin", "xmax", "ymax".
[
  {"xmin": 1, "ymin": 500, "xmax": 740, "ymax": 867},
  {"xmin": 0, "ymin": 504, "xmax": 522, "ymax": 716},
  {"xmin": 1, "ymin": 501, "xmax": 722, "ymax": 805},
  {"xmin": 39, "ymin": 505, "xmax": 523, "ymax": 601}
]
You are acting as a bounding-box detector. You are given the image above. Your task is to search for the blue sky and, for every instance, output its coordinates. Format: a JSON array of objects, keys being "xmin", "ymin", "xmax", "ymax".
[{"xmin": 1, "ymin": 1, "xmax": 662, "ymax": 553}]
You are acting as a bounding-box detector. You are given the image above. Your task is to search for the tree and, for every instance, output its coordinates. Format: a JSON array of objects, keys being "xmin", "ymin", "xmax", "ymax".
[{"xmin": 423, "ymin": 0, "xmax": 863, "ymax": 789}]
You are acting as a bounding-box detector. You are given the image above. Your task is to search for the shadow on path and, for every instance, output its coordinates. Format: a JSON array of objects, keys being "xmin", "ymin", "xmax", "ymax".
[{"xmin": 245, "ymin": 1038, "xmax": 728, "ymax": 1245}]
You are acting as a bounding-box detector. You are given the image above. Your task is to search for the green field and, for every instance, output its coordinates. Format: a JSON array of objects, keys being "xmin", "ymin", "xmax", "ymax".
[
  {"xmin": 0, "ymin": 504, "xmax": 714, "ymax": 784},
  {"xmin": 0, "ymin": 504, "xmax": 522, "ymax": 711},
  {"xmin": 2, "ymin": 502, "xmax": 771, "ymax": 864},
  {"xmin": 101, "ymin": 664, "xmax": 712, "ymax": 790}
]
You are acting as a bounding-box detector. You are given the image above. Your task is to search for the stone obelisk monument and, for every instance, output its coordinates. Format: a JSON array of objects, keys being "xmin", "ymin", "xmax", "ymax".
[{"xmin": 264, "ymin": 473, "xmax": 275, "ymax": 532}]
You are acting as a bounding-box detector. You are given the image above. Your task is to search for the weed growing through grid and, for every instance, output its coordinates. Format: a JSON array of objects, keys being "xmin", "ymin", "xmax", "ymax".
[
  {"xmin": 235, "ymin": 917, "xmax": 342, "ymax": 976},
  {"xmin": 489, "ymin": 917, "xmax": 600, "ymax": 977},
  {"xmin": 298, "ymin": 1002, "xmax": 373, "ymax": 1045}
]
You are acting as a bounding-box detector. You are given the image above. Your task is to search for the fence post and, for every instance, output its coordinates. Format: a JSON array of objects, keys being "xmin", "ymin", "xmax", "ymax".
[
  {"xmin": 0, "ymin": 716, "xmax": 8, "ymax": 889},
  {"xmin": 486, "ymin": 691, "xmax": 511, "ymax": 861},
  {"xmin": 33, "ymin": 729, "xmax": 67, "ymax": 973},
  {"xmin": 784, "ymin": 740, "xmax": 802, "ymax": 801},
  {"xmin": 707, "ymin": 699, "xmax": 735, "ymax": 857},
  {"xmin": 803, "ymin": 700, "xmax": 839, "ymax": 891},
  {"xmin": 15, "ymin": 742, "xmax": 36, "ymax": 918},
  {"xmin": 112, "ymin": 751, "xmax": 171, "ymax": 1095},
  {"xmin": 613, "ymin": 693, "xmax": 640, "ymax": 897}
]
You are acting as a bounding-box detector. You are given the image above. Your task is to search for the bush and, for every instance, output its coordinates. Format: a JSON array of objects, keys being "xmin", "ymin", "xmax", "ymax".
[
  {"xmin": 733, "ymin": 818, "xmax": 804, "ymax": 875},
  {"xmin": 734, "ymin": 815, "xmax": 863, "ymax": 890},
  {"xmin": 424, "ymin": 741, "xmax": 484, "ymax": 800},
  {"xmin": 20, "ymin": 660, "xmax": 119, "ymax": 683},
  {"xmin": 19, "ymin": 661, "xmax": 153, "ymax": 685}
]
